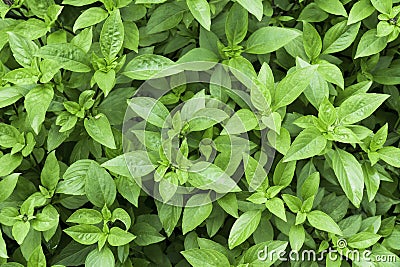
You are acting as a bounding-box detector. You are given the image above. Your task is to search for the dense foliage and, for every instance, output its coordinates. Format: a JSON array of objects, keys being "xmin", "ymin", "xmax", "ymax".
[{"xmin": 0, "ymin": 0, "xmax": 399, "ymax": 266}]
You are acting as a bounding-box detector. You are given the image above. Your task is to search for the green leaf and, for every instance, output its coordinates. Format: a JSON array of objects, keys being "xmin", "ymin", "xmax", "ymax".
[
  {"xmin": 8, "ymin": 32, "xmax": 38, "ymax": 68},
  {"xmin": 226, "ymin": 3, "xmax": 248, "ymax": 45},
  {"xmin": 322, "ymin": 21, "xmax": 360, "ymax": 54},
  {"xmin": 41, "ymin": 151, "xmax": 60, "ymax": 190},
  {"xmin": 362, "ymin": 163, "xmax": 380, "ymax": 202},
  {"xmin": 35, "ymin": 43, "xmax": 91, "ymax": 72},
  {"xmin": 307, "ymin": 210, "xmax": 342, "ymax": 236},
  {"xmin": 266, "ymin": 197, "xmax": 287, "ymax": 222},
  {"xmin": 64, "ymin": 225, "xmax": 102, "ymax": 245},
  {"xmin": 27, "ymin": 246, "xmax": 46, "ymax": 267},
  {"xmin": 85, "ymin": 162, "xmax": 116, "ymax": 207},
  {"xmin": 0, "ymin": 153, "xmax": 23, "ymax": 177},
  {"xmin": 25, "ymin": 84, "xmax": 54, "ymax": 134},
  {"xmin": 156, "ymin": 201, "xmax": 182, "ymax": 237},
  {"xmin": 94, "ymin": 69, "xmax": 116, "ymax": 97},
  {"xmin": 73, "ymin": 7, "xmax": 108, "ymax": 32},
  {"xmin": 0, "ymin": 86, "xmax": 23, "ymax": 109},
  {"xmin": 131, "ymin": 222, "xmax": 164, "ymax": 246},
  {"xmin": 84, "ymin": 114, "xmax": 116, "ymax": 149},
  {"xmin": 0, "ymin": 229, "xmax": 8, "ymax": 258},
  {"xmin": 146, "ymin": 3, "xmax": 185, "ymax": 34},
  {"xmin": 371, "ymin": 0, "xmax": 392, "ymax": 15},
  {"xmin": 273, "ymin": 65, "xmax": 318, "ymax": 109},
  {"xmin": 186, "ymin": 0, "xmax": 211, "ymax": 31},
  {"xmin": 283, "ymin": 127, "xmax": 327, "ymax": 162},
  {"xmin": 328, "ymin": 149, "xmax": 364, "ymax": 208},
  {"xmin": 12, "ymin": 221, "xmax": 30, "ymax": 244},
  {"xmin": 303, "ymin": 22, "xmax": 322, "ymax": 60},
  {"xmin": 355, "ymin": 29, "xmax": 388, "ymax": 58},
  {"xmin": 85, "ymin": 247, "xmax": 115, "ymax": 267},
  {"xmin": 348, "ymin": 0, "xmax": 375, "ymax": 25},
  {"xmin": 377, "ymin": 146, "xmax": 400, "ymax": 167},
  {"xmin": 228, "ymin": 210, "xmax": 261, "ymax": 249},
  {"xmin": 187, "ymin": 108, "xmax": 229, "ymax": 132},
  {"xmin": 0, "ymin": 123, "xmax": 20, "ymax": 148},
  {"xmin": 181, "ymin": 249, "xmax": 230, "ymax": 267},
  {"xmin": 100, "ymin": 9, "xmax": 124, "ymax": 60},
  {"xmin": 221, "ymin": 109, "xmax": 258, "ymax": 135},
  {"xmin": 314, "ymin": 0, "xmax": 347, "ymax": 17},
  {"xmin": 102, "ymin": 151, "xmax": 155, "ymax": 178},
  {"xmin": 338, "ymin": 93, "xmax": 389, "ymax": 125},
  {"xmin": 0, "ymin": 173, "xmax": 19, "ymax": 203},
  {"xmin": 289, "ymin": 224, "xmax": 305, "ymax": 251},
  {"xmin": 245, "ymin": 27, "xmax": 301, "ymax": 54},
  {"xmin": 127, "ymin": 96, "xmax": 169, "ymax": 127},
  {"xmin": 236, "ymin": 0, "xmax": 263, "ymax": 20},
  {"xmin": 123, "ymin": 54, "xmax": 176, "ymax": 80},
  {"xmin": 107, "ymin": 227, "xmax": 136, "ymax": 246},
  {"xmin": 182, "ymin": 194, "xmax": 213, "ymax": 234},
  {"xmin": 123, "ymin": 21, "xmax": 139, "ymax": 52},
  {"xmin": 347, "ymin": 232, "xmax": 381, "ymax": 249},
  {"xmin": 67, "ymin": 209, "xmax": 103, "ymax": 224},
  {"xmin": 301, "ymin": 172, "xmax": 320, "ymax": 200},
  {"xmin": 188, "ymin": 162, "xmax": 240, "ymax": 193}
]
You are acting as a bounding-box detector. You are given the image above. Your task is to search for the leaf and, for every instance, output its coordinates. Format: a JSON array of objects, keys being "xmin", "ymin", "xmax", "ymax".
[
  {"xmin": 0, "ymin": 153, "xmax": 22, "ymax": 177},
  {"xmin": 85, "ymin": 162, "xmax": 116, "ymax": 207},
  {"xmin": 25, "ymin": 84, "xmax": 54, "ymax": 134},
  {"xmin": 303, "ymin": 21, "xmax": 322, "ymax": 60},
  {"xmin": 100, "ymin": 9, "xmax": 124, "ymax": 60},
  {"xmin": 245, "ymin": 27, "xmax": 301, "ymax": 54},
  {"xmin": 188, "ymin": 162, "xmax": 240, "ymax": 193},
  {"xmin": 156, "ymin": 201, "xmax": 182, "ymax": 237},
  {"xmin": 102, "ymin": 151, "xmax": 155, "ymax": 178},
  {"xmin": 371, "ymin": 0, "xmax": 392, "ymax": 15},
  {"xmin": 0, "ymin": 173, "xmax": 19, "ymax": 203},
  {"xmin": 182, "ymin": 194, "xmax": 213, "ymax": 234},
  {"xmin": 64, "ymin": 225, "xmax": 102, "ymax": 245},
  {"xmin": 0, "ymin": 229, "xmax": 8, "ymax": 258},
  {"xmin": 228, "ymin": 210, "xmax": 261, "ymax": 249},
  {"xmin": 221, "ymin": 109, "xmax": 258, "ymax": 135},
  {"xmin": 186, "ymin": 0, "xmax": 211, "ymax": 31},
  {"xmin": 73, "ymin": 7, "xmax": 108, "ymax": 32},
  {"xmin": 347, "ymin": 232, "xmax": 381, "ymax": 249},
  {"xmin": 107, "ymin": 227, "xmax": 136, "ymax": 246},
  {"xmin": 283, "ymin": 127, "xmax": 327, "ymax": 162},
  {"xmin": 27, "ymin": 246, "xmax": 46, "ymax": 267},
  {"xmin": 377, "ymin": 146, "xmax": 400, "ymax": 167},
  {"xmin": 328, "ymin": 149, "xmax": 364, "ymax": 208},
  {"xmin": 362, "ymin": 162, "xmax": 380, "ymax": 202},
  {"xmin": 67, "ymin": 209, "xmax": 103, "ymax": 224},
  {"xmin": 273, "ymin": 65, "xmax": 318, "ymax": 109},
  {"xmin": 307, "ymin": 210, "xmax": 342, "ymax": 236},
  {"xmin": 355, "ymin": 29, "xmax": 388, "ymax": 58},
  {"xmin": 187, "ymin": 108, "xmax": 229, "ymax": 132},
  {"xmin": 85, "ymin": 247, "xmax": 115, "ymax": 267},
  {"xmin": 266, "ymin": 197, "xmax": 287, "ymax": 222},
  {"xmin": 226, "ymin": 3, "xmax": 248, "ymax": 45},
  {"xmin": 131, "ymin": 222, "xmax": 164, "ymax": 246},
  {"xmin": 84, "ymin": 113, "xmax": 116, "ymax": 149},
  {"xmin": 338, "ymin": 93, "xmax": 389, "ymax": 125},
  {"xmin": 314, "ymin": 0, "xmax": 347, "ymax": 17},
  {"xmin": 8, "ymin": 32, "xmax": 38, "ymax": 67},
  {"xmin": 0, "ymin": 86, "xmax": 23, "ymax": 108},
  {"xmin": 348, "ymin": 0, "xmax": 375, "ymax": 25},
  {"xmin": 181, "ymin": 249, "xmax": 230, "ymax": 267},
  {"xmin": 322, "ymin": 21, "xmax": 360, "ymax": 54},
  {"xmin": 35, "ymin": 43, "xmax": 91, "ymax": 72},
  {"xmin": 236, "ymin": 0, "xmax": 263, "ymax": 20},
  {"xmin": 289, "ymin": 224, "xmax": 305, "ymax": 251},
  {"xmin": 41, "ymin": 151, "xmax": 60, "ymax": 190},
  {"xmin": 146, "ymin": 3, "xmax": 185, "ymax": 34},
  {"xmin": 123, "ymin": 54, "xmax": 176, "ymax": 80},
  {"xmin": 57, "ymin": 159, "xmax": 94, "ymax": 195},
  {"xmin": 127, "ymin": 96, "xmax": 169, "ymax": 127}
]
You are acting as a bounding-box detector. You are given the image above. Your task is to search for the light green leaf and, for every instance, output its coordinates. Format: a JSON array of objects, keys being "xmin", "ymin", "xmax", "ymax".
[
  {"xmin": 371, "ymin": 0, "xmax": 392, "ymax": 15},
  {"xmin": 100, "ymin": 9, "xmax": 124, "ymax": 60},
  {"xmin": 123, "ymin": 54, "xmax": 176, "ymax": 80},
  {"xmin": 181, "ymin": 249, "xmax": 230, "ymax": 267},
  {"xmin": 377, "ymin": 146, "xmax": 400, "ymax": 167},
  {"xmin": 322, "ymin": 21, "xmax": 360, "ymax": 54},
  {"xmin": 236, "ymin": 0, "xmax": 263, "ymax": 20},
  {"xmin": 328, "ymin": 149, "xmax": 364, "ymax": 208},
  {"xmin": 25, "ymin": 84, "xmax": 54, "ymax": 134},
  {"xmin": 245, "ymin": 27, "xmax": 301, "ymax": 54},
  {"xmin": 107, "ymin": 227, "xmax": 136, "ymax": 246},
  {"xmin": 228, "ymin": 210, "xmax": 261, "ymax": 249},
  {"xmin": 273, "ymin": 65, "xmax": 318, "ymax": 109},
  {"xmin": 187, "ymin": 0, "xmax": 211, "ymax": 30},
  {"xmin": 64, "ymin": 225, "xmax": 102, "ymax": 245},
  {"xmin": 283, "ymin": 127, "xmax": 327, "ymax": 162},
  {"xmin": 347, "ymin": 232, "xmax": 381, "ymax": 249},
  {"xmin": 73, "ymin": 7, "xmax": 108, "ymax": 32},
  {"xmin": 338, "ymin": 93, "xmax": 389, "ymax": 124},
  {"xmin": 84, "ymin": 113, "xmax": 116, "ymax": 149},
  {"xmin": 314, "ymin": 0, "xmax": 347, "ymax": 17},
  {"xmin": 348, "ymin": 0, "xmax": 375, "ymax": 25},
  {"xmin": 85, "ymin": 247, "xmax": 115, "ymax": 267},
  {"xmin": 41, "ymin": 151, "xmax": 60, "ymax": 190},
  {"xmin": 355, "ymin": 29, "xmax": 388, "ymax": 58},
  {"xmin": 182, "ymin": 194, "xmax": 213, "ymax": 234},
  {"xmin": 307, "ymin": 210, "xmax": 342, "ymax": 236},
  {"xmin": 226, "ymin": 3, "xmax": 248, "ymax": 45},
  {"xmin": 67, "ymin": 209, "xmax": 103, "ymax": 225}
]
